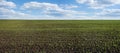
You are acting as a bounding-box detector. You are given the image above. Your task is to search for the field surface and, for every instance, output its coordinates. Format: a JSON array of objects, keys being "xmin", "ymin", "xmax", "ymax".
[{"xmin": 0, "ymin": 20, "xmax": 120, "ymax": 53}]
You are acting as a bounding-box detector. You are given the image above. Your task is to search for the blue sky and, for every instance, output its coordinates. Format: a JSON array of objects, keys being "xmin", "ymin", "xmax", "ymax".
[{"xmin": 0, "ymin": 0, "xmax": 120, "ymax": 19}]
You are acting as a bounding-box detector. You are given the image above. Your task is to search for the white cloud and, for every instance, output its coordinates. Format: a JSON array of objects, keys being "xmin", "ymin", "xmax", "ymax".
[
  {"xmin": 110, "ymin": 0, "xmax": 120, "ymax": 4},
  {"xmin": 76, "ymin": 0, "xmax": 87, "ymax": 4},
  {"xmin": 2, "ymin": 0, "xmax": 119, "ymax": 19},
  {"xmin": 76, "ymin": 0, "xmax": 120, "ymax": 19},
  {"xmin": 0, "ymin": 7, "xmax": 29, "ymax": 18},
  {"xmin": 76, "ymin": 0, "xmax": 120, "ymax": 9},
  {"xmin": 60, "ymin": 4, "xmax": 78, "ymax": 9},
  {"xmin": 0, "ymin": 0, "xmax": 29, "ymax": 19},
  {"xmin": 0, "ymin": 0, "xmax": 16, "ymax": 8},
  {"xmin": 22, "ymin": 2, "xmax": 61, "ymax": 10},
  {"xmin": 22, "ymin": 2, "xmax": 86, "ymax": 17},
  {"xmin": 65, "ymin": 5, "xmax": 78, "ymax": 9},
  {"xmin": 97, "ymin": 9, "xmax": 120, "ymax": 17},
  {"xmin": 0, "ymin": 1, "xmax": 88, "ymax": 19}
]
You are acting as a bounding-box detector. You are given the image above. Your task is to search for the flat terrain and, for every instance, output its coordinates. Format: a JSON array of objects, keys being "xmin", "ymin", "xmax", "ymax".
[{"xmin": 0, "ymin": 20, "xmax": 120, "ymax": 53}]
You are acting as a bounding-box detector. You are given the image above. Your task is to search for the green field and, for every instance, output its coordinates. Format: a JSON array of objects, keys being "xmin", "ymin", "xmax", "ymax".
[{"xmin": 0, "ymin": 20, "xmax": 120, "ymax": 53}]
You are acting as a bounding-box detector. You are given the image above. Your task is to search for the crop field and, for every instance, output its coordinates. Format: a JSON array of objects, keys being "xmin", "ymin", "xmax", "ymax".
[{"xmin": 0, "ymin": 20, "xmax": 120, "ymax": 53}]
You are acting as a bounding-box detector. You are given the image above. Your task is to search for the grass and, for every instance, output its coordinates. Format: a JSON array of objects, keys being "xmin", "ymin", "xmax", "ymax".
[{"xmin": 0, "ymin": 20, "xmax": 120, "ymax": 53}]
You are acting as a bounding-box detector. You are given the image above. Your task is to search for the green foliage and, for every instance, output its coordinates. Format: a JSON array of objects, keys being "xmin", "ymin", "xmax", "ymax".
[{"xmin": 0, "ymin": 20, "xmax": 120, "ymax": 53}]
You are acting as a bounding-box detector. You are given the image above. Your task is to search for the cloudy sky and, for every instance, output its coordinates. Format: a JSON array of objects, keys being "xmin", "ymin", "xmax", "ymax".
[{"xmin": 0, "ymin": 0, "xmax": 120, "ymax": 19}]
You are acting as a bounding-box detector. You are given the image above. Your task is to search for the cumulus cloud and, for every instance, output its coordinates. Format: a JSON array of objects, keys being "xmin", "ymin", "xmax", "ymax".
[
  {"xmin": 0, "ymin": 1, "xmax": 87, "ymax": 19},
  {"xmin": 22, "ymin": 2, "xmax": 65, "ymax": 16},
  {"xmin": 0, "ymin": 0, "xmax": 29, "ymax": 19},
  {"xmin": 65, "ymin": 5, "xmax": 78, "ymax": 9},
  {"xmin": 110, "ymin": 0, "xmax": 120, "ymax": 4},
  {"xmin": 75, "ymin": 0, "xmax": 120, "ymax": 18},
  {"xmin": 60, "ymin": 4, "xmax": 78, "ymax": 9},
  {"xmin": 22, "ymin": 2, "xmax": 86, "ymax": 17},
  {"xmin": 0, "ymin": 7, "xmax": 29, "ymax": 19},
  {"xmin": 0, "ymin": 0, "xmax": 119, "ymax": 19},
  {"xmin": 0, "ymin": 0, "xmax": 16, "ymax": 8},
  {"xmin": 97, "ymin": 9, "xmax": 120, "ymax": 17},
  {"xmin": 22, "ymin": 2, "xmax": 61, "ymax": 10},
  {"xmin": 76, "ymin": 0, "xmax": 120, "ymax": 9}
]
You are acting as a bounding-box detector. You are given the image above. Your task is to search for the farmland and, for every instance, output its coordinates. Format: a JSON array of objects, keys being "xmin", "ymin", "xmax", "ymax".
[{"xmin": 0, "ymin": 20, "xmax": 120, "ymax": 53}]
